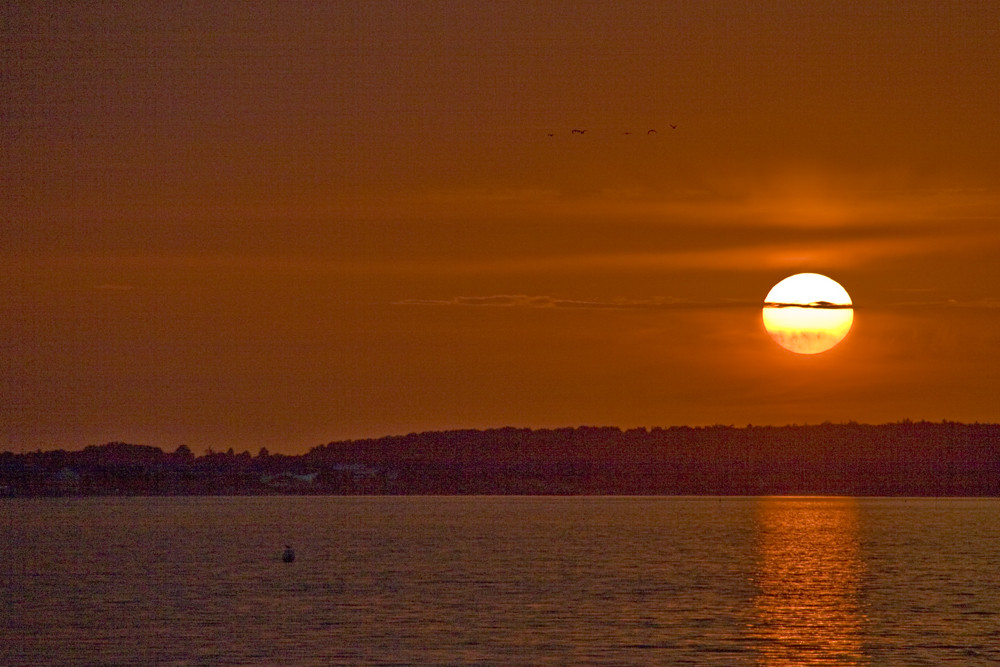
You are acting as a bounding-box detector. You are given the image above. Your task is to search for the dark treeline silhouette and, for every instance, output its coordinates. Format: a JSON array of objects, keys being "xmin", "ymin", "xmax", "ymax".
[{"xmin": 3, "ymin": 421, "xmax": 1000, "ymax": 496}]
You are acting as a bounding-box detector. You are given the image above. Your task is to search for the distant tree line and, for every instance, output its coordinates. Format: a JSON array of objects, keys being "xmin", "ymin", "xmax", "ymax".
[{"xmin": 3, "ymin": 421, "xmax": 1000, "ymax": 496}]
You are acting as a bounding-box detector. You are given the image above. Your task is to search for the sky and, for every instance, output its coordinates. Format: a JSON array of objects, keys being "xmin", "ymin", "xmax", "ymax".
[{"xmin": 4, "ymin": 1, "xmax": 1000, "ymax": 454}]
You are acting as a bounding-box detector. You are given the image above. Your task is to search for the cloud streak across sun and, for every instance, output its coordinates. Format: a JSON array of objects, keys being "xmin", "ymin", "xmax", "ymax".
[{"xmin": 763, "ymin": 301, "xmax": 853, "ymax": 309}]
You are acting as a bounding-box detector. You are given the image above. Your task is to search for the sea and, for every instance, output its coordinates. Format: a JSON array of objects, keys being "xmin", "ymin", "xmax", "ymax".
[{"xmin": 3, "ymin": 496, "xmax": 999, "ymax": 665}]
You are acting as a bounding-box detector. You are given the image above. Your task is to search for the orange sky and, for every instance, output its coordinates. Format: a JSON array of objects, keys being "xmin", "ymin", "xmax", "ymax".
[{"xmin": 4, "ymin": 1, "xmax": 1000, "ymax": 453}]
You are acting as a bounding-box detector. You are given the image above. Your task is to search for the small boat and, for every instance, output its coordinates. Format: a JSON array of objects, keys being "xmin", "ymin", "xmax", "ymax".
[{"xmin": 282, "ymin": 545, "xmax": 295, "ymax": 563}]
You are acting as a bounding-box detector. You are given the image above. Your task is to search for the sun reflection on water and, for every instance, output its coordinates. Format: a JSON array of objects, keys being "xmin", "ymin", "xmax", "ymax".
[{"xmin": 749, "ymin": 497, "xmax": 867, "ymax": 665}]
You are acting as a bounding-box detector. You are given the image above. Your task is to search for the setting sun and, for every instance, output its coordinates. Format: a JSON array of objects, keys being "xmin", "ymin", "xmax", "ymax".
[{"xmin": 762, "ymin": 273, "xmax": 853, "ymax": 355}]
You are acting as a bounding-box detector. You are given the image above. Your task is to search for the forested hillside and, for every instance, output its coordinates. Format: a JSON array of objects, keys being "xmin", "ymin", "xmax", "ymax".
[{"xmin": 4, "ymin": 422, "xmax": 1000, "ymax": 496}]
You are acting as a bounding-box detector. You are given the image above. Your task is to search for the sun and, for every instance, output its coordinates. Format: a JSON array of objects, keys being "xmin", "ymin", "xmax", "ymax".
[{"xmin": 762, "ymin": 273, "xmax": 853, "ymax": 354}]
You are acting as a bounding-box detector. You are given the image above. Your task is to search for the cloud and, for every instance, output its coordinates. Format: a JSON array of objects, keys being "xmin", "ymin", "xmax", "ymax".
[
  {"xmin": 394, "ymin": 294, "xmax": 750, "ymax": 310},
  {"xmin": 887, "ymin": 297, "xmax": 1000, "ymax": 310},
  {"xmin": 342, "ymin": 216, "xmax": 1000, "ymax": 280},
  {"xmin": 763, "ymin": 301, "xmax": 853, "ymax": 309},
  {"xmin": 400, "ymin": 293, "xmax": 1000, "ymax": 313}
]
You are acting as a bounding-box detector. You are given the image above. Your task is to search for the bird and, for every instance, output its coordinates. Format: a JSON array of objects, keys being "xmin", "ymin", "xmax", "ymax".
[
  {"xmin": 547, "ymin": 133, "xmax": 554, "ymax": 137},
  {"xmin": 624, "ymin": 131, "xmax": 632, "ymax": 135},
  {"xmin": 647, "ymin": 129, "xmax": 657, "ymax": 134},
  {"xmin": 669, "ymin": 124, "xmax": 677, "ymax": 129},
  {"xmin": 571, "ymin": 129, "xmax": 586, "ymax": 134}
]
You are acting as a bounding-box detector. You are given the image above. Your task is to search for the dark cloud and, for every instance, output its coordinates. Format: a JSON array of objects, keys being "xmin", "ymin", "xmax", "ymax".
[{"xmin": 764, "ymin": 301, "xmax": 853, "ymax": 309}]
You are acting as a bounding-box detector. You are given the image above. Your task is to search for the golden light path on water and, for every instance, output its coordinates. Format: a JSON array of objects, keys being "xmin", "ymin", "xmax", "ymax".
[
  {"xmin": 749, "ymin": 498, "xmax": 866, "ymax": 665},
  {"xmin": 762, "ymin": 273, "xmax": 854, "ymax": 354}
]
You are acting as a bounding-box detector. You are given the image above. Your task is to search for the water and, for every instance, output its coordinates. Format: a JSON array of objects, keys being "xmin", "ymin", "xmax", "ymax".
[{"xmin": 3, "ymin": 496, "xmax": 1000, "ymax": 665}]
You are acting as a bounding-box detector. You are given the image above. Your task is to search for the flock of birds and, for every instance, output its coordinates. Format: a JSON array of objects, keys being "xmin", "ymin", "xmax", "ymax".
[{"xmin": 548, "ymin": 125, "xmax": 678, "ymax": 137}]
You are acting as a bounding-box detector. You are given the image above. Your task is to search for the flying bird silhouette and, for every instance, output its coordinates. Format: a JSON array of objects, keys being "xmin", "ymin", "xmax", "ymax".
[
  {"xmin": 571, "ymin": 129, "xmax": 586, "ymax": 134},
  {"xmin": 647, "ymin": 129, "xmax": 657, "ymax": 134},
  {"xmin": 669, "ymin": 124, "xmax": 677, "ymax": 129}
]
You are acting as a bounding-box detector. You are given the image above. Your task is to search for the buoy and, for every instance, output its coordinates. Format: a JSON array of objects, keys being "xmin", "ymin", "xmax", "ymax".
[{"xmin": 282, "ymin": 545, "xmax": 295, "ymax": 563}]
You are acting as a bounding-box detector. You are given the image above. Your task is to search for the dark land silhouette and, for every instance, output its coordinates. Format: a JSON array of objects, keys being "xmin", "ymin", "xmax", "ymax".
[{"xmin": 3, "ymin": 421, "xmax": 1000, "ymax": 496}]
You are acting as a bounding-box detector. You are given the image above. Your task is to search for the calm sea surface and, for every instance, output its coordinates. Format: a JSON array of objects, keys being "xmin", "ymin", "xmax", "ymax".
[{"xmin": 3, "ymin": 496, "xmax": 1000, "ymax": 665}]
